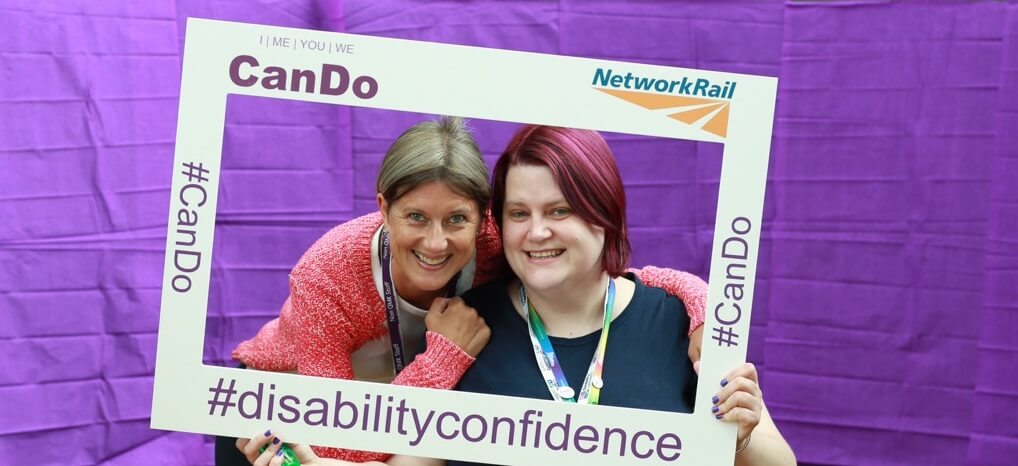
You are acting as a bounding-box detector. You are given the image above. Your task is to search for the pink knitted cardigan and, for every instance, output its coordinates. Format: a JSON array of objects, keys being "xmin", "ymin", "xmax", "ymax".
[{"xmin": 232, "ymin": 212, "xmax": 706, "ymax": 462}]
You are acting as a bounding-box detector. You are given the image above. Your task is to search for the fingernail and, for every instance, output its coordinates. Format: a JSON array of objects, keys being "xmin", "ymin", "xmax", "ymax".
[
  {"xmin": 276, "ymin": 448, "xmax": 284, "ymax": 457},
  {"xmin": 712, "ymin": 395, "xmax": 719, "ymax": 404},
  {"xmin": 264, "ymin": 429, "xmax": 271, "ymax": 437},
  {"xmin": 272, "ymin": 437, "xmax": 280, "ymax": 445},
  {"xmin": 720, "ymin": 378, "xmax": 728, "ymax": 387},
  {"xmin": 711, "ymin": 405, "xmax": 719, "ymax": 413},
  {"xmin": 715, "ymin": 414, "xmax": 723, "ymax": 420}
]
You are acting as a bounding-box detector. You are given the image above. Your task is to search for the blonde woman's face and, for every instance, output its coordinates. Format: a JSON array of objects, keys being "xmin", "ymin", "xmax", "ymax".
[{"xmin": 378, "ymin": 181, "xmax": 481, "ymax": 303}]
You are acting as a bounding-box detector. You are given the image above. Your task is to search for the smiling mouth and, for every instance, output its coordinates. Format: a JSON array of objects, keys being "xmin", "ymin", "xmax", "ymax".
[
  {"xmin": 413, "ymin": 251, "xmax": 451, "ymax": 267},
  {"xmin": 527, "ymin": 249, "xmax": 564, "ymax": 259}
]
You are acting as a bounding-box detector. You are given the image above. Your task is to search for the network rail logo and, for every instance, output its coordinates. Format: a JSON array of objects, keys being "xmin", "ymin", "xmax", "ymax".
[{"xmin": 592, "ymin": 68, "xmax": 734, "ymax": 138}]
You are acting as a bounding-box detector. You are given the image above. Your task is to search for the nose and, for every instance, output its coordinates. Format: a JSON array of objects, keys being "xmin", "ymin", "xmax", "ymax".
[
  {"xmin": 527, "ymin": 215, "xmax": 552, "ymax": 242},
  {"xmin": 421, "ymin": 222, "xmax": 449, "ymax": 252}
]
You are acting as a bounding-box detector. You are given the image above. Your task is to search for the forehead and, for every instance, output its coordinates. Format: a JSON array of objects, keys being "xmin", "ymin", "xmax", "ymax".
[
  {"xmin": 504, "ymin": 164, "xmax": 564, "ymax": 203},
  {"xmin": 394, "ymin": 180, "xmax": 477, "ymax": 210}
]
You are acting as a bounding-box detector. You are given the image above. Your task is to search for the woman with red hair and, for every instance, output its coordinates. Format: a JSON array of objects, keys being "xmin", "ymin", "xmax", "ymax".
[{"xmin": 452, "ymin": 125, "xmax": 795, "ymax": 465}]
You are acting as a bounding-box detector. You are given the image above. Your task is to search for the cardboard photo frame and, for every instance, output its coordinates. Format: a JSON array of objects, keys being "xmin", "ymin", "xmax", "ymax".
[{"xmin": 153, "ymin": 18, "xmax": 777, "ymax": 465}]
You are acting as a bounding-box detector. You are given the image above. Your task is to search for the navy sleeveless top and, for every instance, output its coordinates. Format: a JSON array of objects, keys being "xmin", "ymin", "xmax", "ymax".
[{"xmin": 444, "ymin": 276, "xmax": 697, "ymax": 466}]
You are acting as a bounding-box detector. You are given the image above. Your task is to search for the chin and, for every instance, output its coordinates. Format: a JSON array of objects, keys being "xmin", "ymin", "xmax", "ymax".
[
  {"xmin": 410, "ymin": 275, "xmax": 450, "ymax": 292},
  {"xmin": 519, "ymin": 272, "xmax": 565, "ymax": 292}
]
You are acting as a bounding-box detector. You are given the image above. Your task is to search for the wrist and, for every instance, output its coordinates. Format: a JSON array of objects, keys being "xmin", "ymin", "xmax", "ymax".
[
  {"xmin": 424, "ymin": 331, "xmax": 475, "ymax": 369},
  {"xmin": 735, "ymin": 434, "xmax": 751, "ymax": 454}
]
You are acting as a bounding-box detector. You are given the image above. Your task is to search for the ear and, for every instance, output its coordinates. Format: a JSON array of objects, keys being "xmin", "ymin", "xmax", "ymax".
[{"xmin": 376, "ymin": 193, "xmax": 390, "ymax": 228}]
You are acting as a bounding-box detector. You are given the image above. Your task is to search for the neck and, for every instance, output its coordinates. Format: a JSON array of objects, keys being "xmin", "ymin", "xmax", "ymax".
[
  {"xmin": 522, "ymin": 272, "xmax": 611, "ymax": 337},
  {"xmin": 390, "ymin": 266, "xmax": 446, "ymax": 310}
]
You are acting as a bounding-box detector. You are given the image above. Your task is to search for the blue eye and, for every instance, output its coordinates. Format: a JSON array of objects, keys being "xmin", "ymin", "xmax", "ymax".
[
  {"xmin": 551, "ymin": 207, "xmax": 571, "ymax": 217},
  {"xmin": 408, "ymin": 212, "xmax": 426, "ymax": 222},
  {"xmin": 508, "ymin": 210, "xmax": 528, "ymax": 220},
  {"xmin": 448, "ymin": 214, "xmax": 467, "ymax": 224}
]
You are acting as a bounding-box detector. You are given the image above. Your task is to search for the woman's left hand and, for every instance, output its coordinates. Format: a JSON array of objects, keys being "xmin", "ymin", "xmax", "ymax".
[{"xmin": 711, "ymin": 363, "xmax": 762, "ymax": 446}]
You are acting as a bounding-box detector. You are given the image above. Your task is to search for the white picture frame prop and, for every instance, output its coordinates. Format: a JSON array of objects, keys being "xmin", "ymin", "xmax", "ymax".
[{"xmin": 153, "ymin": 18, "xmax": 777, "ymax": 465}]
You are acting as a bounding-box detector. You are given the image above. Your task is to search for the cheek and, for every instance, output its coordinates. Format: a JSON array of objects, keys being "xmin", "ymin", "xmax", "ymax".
[
  {"xmin": 589, "ymin": 226, "xmax": 606, "ymax": 248},
  {"xmin": 502, "ymin": 224, "xmax": 527, "ymax": 248},
  {"xmin": 388, "ymin": 228, "xmax": 420, "ymax": 252},
  {"xmin": 452, "ymin": 229, "xmax": 478, "ymax": 253}
]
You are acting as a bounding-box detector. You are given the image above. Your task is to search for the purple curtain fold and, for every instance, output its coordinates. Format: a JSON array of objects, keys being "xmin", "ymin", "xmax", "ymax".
[{"xmin": 1, "ymin": 1, "xmax": 1016, "ymax": 464}]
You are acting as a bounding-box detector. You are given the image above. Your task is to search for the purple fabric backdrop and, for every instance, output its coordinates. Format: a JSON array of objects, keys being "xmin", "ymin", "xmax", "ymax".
[{"xmin": 2, "ymin": 1, "xmax": 1016, "ymax": 465}]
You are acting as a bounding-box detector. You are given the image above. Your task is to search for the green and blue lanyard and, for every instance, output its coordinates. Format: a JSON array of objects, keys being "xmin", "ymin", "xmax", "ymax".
[{"xmin": 520, "ymin": 278, "xmax": 616, "ymax": 405}]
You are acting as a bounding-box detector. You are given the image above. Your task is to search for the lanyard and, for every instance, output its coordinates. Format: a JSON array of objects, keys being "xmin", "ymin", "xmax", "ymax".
[
  {"xmin": 521, "ymin": 278, "xmax": 616, "ymax": 405},
  {"xmin": 378, "ymin": 228, "xmax": 459, "ymax": 375}
]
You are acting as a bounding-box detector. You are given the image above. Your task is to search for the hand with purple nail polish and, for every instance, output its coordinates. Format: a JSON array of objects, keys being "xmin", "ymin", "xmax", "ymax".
[
  {"xmin": 712, "ymin": 364, "xmax": 762, "ymax": 450},
  {"xmin": 710, "ymin": 363, "xmax": 796, "ymax": 466},
  {"xmin": 236, "ymin": 430, "xmax": 285, "ymax": 465},
  {"xmin": 235, "ymin": 430, "xmax": 336, "ymax": 466}
]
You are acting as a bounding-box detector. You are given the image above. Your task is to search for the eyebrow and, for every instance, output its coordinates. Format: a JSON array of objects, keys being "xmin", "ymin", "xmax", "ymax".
[
  {"xmin": 400, "ymin": 205, "xmax": 476, "ymax": 215},
  {"xmin": 446, "ymin": 207, "xmax": 474, "ymax": 216},
  {"xmin": 503, "ymin": 199, "xmax": 569, "ymax": 209}
]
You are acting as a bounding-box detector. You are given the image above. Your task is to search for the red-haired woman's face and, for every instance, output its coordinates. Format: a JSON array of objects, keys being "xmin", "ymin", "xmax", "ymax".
[{"xmin": 501, "ymin": 164, "xmax": 605, "ymax": 293}]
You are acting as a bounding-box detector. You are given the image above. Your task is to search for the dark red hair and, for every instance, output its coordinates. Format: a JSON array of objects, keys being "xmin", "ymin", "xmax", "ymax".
[{"xmin": 491, "ymin": 125, "xmax": 631, "ymax": 276}]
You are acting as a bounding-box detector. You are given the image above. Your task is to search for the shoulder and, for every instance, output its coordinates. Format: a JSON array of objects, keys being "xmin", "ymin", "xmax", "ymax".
[
  {"xmin": 301, "ymin": 212, "xmax": 381, "ymax": 265},
  {"xmin": 460, "ymin": 277, "xmax": 512, "ymax": 318},
  {"xmin": 292, "ymin": 212, "xmax": 381, "ymax": 278},
  {"xmin": 286, "ymin": 212, "xmax": 383, "ymax": 331},
  {"xmin": 627, "ymin": 274, "xmax": 689, "ymax": 323}
]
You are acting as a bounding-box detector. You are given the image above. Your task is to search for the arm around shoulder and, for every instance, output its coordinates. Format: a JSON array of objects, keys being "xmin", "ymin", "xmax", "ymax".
[{"xmin": 631, "ymin": 265, "xmax": 707, "ymax": 334}]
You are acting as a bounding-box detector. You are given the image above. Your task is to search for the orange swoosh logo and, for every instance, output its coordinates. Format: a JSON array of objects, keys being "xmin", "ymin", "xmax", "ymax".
[{"xmin": 596, "ymin": 88, "xmax": 730, "ymax": 138}]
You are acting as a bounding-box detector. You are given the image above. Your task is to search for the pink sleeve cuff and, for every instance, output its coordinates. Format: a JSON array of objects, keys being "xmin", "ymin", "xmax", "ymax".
[
  {"xmin": 420, "ymin": 331, "xmax": 476, "ymax": 378},
  {"xmin": 389, "ymin": 331, "xmax": 476, "ymax": 391}
]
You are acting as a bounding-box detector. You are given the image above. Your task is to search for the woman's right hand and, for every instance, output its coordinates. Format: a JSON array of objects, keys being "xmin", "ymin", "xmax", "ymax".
[
  {"xmin": 712, "ymin": 363, "xmax": 763, "ymax": 449},
  {"xmin": 236, "ymin": 430, "xmax": 323, "ymax": 466},
  {"xmin": 424, "ymin": 297, "xmax": 490, "ymax": 357}
]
